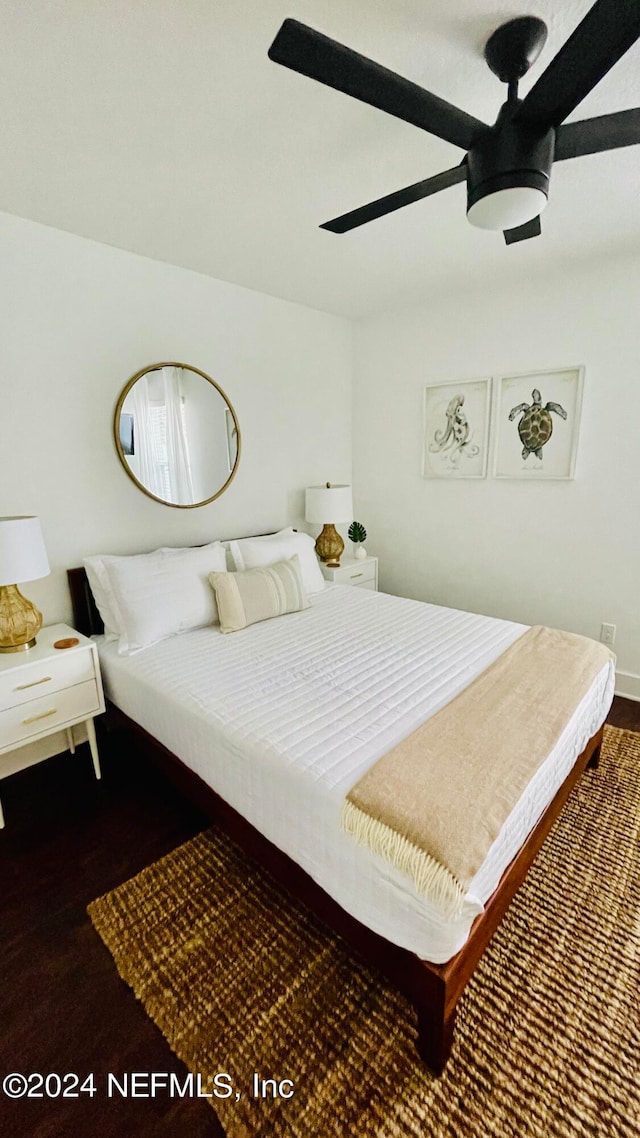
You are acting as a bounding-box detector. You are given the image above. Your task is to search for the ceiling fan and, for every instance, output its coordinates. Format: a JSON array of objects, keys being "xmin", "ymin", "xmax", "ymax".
[{"xmin": 268, "ymin": 0, "xmax": 640, "ymax": 243}]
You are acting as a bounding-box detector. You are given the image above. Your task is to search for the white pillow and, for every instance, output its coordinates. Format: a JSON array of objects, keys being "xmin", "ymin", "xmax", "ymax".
[
  {"xmin": 88, "ymin": 542, "xmax": 227, "ymax": 654},
  {"xmin": 83, "ymin": 556, "xmax": 123, "ymax": 641},
  {"xmin": 229, "ymin": 528, "xmax": 325, "ymax": 595}
]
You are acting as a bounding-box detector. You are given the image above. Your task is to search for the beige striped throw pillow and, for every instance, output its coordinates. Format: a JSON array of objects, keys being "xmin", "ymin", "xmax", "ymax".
[{"xmin": 209, "ymin": 554, "xmax": 310, "ymax": 634}]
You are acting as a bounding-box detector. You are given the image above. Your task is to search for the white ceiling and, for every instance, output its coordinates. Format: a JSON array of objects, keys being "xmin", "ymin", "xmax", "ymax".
[{"xmin": 2, "ymin": 0, "xmax": 640, "ymax": 318}]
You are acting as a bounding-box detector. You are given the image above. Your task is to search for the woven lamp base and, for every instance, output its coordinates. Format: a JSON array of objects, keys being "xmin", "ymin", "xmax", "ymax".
[
  {"xmin": 0, "ymin": 584, "xmax": 43, "ymax": 652},
  {"xmin": 315, "ymin": 523, "xmax": 344, "ymax": 568}
]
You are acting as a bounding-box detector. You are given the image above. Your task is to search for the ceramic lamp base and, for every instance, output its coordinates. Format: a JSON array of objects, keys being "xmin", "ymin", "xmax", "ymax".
[
  {"xmin": 315, "ymin": 523, "xmax": 344, "ymax": 568},
  {"xmin": 0, "ymin": 584, "xmax": 43, "ymax": 652}
]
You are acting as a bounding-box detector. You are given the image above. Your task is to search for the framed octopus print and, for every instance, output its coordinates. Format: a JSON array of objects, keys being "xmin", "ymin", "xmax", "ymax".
[
  {"xmin": 493, "ymin": 365, "xmax": 584, "ymax": 479},
  {"xmin": 422, "ymin": 377, "xmax": 491, "ymax": 479}
]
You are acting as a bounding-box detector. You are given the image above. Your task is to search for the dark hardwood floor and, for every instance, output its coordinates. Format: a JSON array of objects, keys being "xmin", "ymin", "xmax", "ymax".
[
  {"xmin": 1, "ymin": 696, "xmax": 638, "ymax": 1138},
  {"xmin": 606, "ymin": 694, "xmax": 640, "ymax": 732},
  {"xmin": 0, "ymin": 726, "xmax": 224, "ymax": 1138}
]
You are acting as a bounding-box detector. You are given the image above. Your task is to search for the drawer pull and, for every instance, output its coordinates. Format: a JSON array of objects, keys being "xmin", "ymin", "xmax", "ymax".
[
  {"xmin": 14, "ymin": 676, "xmax": 52, "ymax": 691},
  {"xmin": 22, "ymin": 708, "xmax": 57, "ymax": 725},
  {"xmin": 350, "ymin": 573, "xmax": 364, "ymax": 579}
]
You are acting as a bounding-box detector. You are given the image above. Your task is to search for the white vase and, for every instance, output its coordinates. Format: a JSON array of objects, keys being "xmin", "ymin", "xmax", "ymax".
[{"xmin": 353, "ymin": 544, "xmax": 367, "ymax": 560}]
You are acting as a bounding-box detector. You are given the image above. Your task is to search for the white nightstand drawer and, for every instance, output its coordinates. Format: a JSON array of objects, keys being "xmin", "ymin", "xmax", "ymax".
[
  {"xmin": 0, "ymin": 680, "xmax": 101, "ymax": 749},
  {"xmin": 0, "ymin": 649, "xmax": 96, "ymax": 712},
  {"xmin": 320, "ymin": 554, "xmax": 379, "ymax": 591},
  {"xmin": 340, "ymin": 561, "xmax": 376, "ymax": 585}
]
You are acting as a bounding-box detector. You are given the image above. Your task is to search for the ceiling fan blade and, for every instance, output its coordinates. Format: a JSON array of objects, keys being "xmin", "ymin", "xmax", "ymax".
[
  {"xmin": 268, "ymin": 19, "xmax": 486, "ymax": 151},
  {"xmin": 555, "ymin": 108, "xmax": 640, "ymax": 160},
  {"xmin": 320, "ymin": 164, "xmax": 467, "ymax": 233},
  {"xmin": 503, "ymin": 216, "xmax": 541, "ymax": 245},
  {"xmin": 517, "ymin": 0, "xmax": 640, "ymax": 129}
]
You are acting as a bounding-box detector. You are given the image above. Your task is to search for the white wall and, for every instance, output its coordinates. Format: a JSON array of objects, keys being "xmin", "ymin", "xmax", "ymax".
[
  {"xmin": 1, "ymin": 212, "xmax": 352, "ymax": 625},
  {"xmin": 353, "ymin": 257, "xmax": 640, "ymax": 696}
]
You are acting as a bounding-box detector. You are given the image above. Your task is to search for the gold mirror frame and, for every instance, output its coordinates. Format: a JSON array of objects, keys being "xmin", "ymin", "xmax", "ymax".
[{"xmin": 113, "ymin": 361, "xmax": 241, "ymax": 509}]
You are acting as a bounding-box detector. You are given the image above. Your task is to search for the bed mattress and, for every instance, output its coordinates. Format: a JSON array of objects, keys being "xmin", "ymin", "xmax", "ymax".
[{"xmin": 96, "ymin": 585, "xmax": 614, "ymax": 963}]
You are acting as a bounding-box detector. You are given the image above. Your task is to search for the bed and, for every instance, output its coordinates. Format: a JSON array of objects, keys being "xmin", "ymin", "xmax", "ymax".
[{"xmin": 68, "ymin": 541, "xmax": 613, "ymax": 1073}]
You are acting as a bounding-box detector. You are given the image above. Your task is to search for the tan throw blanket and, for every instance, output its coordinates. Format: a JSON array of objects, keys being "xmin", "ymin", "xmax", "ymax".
[{"xmin": 343, "ymin": 625, "xmax": 613, "ymax": 918}]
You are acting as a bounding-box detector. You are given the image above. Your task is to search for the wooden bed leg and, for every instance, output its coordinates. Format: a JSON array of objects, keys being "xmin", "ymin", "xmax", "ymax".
[
  {"xmin": 414, "ymin": 974, "xmax": 456, "ymax": 1075},
  {"xmin": 587, "ymin": 743, "xmax": 601, "ymax": 770}
]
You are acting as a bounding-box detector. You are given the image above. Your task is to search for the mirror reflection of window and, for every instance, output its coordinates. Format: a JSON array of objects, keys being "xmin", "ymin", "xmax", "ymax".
[
  {"xmin": 115, "ymin": 363, "xmax": 240, "ymax": 508},
  {"xmin": 225, "ymin": 408, "xmax": 238, "ymax": 473},
  {"xmin": 121, "ymin": 367, "xmax": 193, "ymax": 503}
]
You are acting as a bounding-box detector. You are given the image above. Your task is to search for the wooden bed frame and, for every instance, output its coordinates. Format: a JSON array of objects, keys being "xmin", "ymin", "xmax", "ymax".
[{"xmin": 68, "ymin": 566, "xmax": 604, "ymax": 1074}]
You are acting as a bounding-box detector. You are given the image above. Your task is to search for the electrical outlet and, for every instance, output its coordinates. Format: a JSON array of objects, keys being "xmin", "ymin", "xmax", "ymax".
[{"xmin": 600, "ymin": 623, "xmax": 616, "ymax": 646}]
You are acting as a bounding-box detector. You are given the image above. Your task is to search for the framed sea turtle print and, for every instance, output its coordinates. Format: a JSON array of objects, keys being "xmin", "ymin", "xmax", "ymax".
[
  {"xmin": 423, "ymin": 377, "xmax": 491, "ymax": 479},
  {"xmin": 493, "ymin": 366, "xmax": 584, "ymax": 480}
]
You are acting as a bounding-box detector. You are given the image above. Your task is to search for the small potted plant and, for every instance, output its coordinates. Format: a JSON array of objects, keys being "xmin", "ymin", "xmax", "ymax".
[{"xmin": 348, "ymin": 521, "xmax": 367, "ymax": 560}]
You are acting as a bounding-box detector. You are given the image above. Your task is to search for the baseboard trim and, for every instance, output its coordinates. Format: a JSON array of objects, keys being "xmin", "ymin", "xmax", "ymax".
[{"xmin": 615, "ymin": 670, "xmax": 640, "ymax": 703}]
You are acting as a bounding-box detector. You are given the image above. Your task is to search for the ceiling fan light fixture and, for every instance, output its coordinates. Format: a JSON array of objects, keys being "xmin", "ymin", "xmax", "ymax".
[
  {"xmin": 465, "ymin": 117, "xmax": 554, "ymax": 232},
  {"xmin": 467, "ymin": 184, "xmax": 547, "ymax": 230},
  {"xmin": 269, "ymin": 8, "xmax": 640, "ymax": 241}
]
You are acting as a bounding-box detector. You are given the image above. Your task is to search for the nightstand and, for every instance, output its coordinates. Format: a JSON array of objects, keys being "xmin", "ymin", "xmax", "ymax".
[
  {"xmin": 320, "ymin": 555, "xmax": 378, "ymax": 591},
  {"xmin": 0, "ymin": 623, "xmax": 105, "ymax": 827}
]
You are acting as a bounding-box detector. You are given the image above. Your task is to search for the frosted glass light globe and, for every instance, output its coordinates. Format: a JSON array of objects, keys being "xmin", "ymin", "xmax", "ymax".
[{"xmin": 467, "ymin": 186, "xmax": 547, "ymax": 230}]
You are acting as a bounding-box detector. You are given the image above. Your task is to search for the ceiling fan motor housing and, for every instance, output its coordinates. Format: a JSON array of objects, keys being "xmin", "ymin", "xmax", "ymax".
[{"xmin": 466, "ymin": 103, "xmax": 555, "ymax": 225}]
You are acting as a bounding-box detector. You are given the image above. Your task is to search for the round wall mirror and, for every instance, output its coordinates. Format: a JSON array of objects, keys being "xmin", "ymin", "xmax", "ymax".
[{"xmin": 114, "ymin": 362, "xmax": 241, "ymax": 508}]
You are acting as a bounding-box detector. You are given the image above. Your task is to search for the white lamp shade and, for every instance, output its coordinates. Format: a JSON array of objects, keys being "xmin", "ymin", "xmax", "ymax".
[
  {"xmin": 305, "ymin": 484, "xmax": 353, "ymax": 525},
  {"xmin": 467, "ymin": 186, "xmax": 548, "ymax": 231},
  {"xmin": 0, "ymin": 516, "xmax": 50, "ymax": 585}
]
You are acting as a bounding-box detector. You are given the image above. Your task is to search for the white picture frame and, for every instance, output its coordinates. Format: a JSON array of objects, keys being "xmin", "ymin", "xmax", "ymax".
[
  {"xmin": 422, "ymin": 377, "xmax": 491, "ymax": 479},
  {"xmin": 492, "ymin": 366, "xmax": 584, "ymax": 480}
]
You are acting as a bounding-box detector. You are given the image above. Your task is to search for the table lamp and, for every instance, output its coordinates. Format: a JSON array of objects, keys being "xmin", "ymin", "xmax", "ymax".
[
  {"xmin": 305, "ymin": 483, "xmax": 353, "ymax": 567},
  {"xmin": 0, "ymin": 516, "xmax": 50, "ymax": 652}
]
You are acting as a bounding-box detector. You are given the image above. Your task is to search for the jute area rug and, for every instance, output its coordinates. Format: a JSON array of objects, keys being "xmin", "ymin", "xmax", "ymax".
[{"xmin": 88, "ymin": 726, "xmax": 640, "ymax": 1138}]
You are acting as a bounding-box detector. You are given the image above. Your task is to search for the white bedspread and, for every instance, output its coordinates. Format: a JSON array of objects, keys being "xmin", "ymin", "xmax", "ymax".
[{"xmin": 96, "ymin": 586, "xmax": 614, "ymax": 963}]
